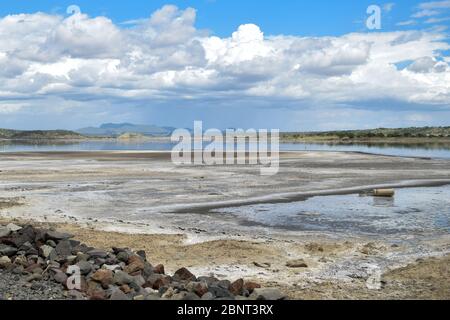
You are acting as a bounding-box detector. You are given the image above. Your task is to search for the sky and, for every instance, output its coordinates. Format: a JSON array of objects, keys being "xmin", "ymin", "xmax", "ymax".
[{"xmin": 0, "ymin": 0, "xmax": 449, "ymax": 131}]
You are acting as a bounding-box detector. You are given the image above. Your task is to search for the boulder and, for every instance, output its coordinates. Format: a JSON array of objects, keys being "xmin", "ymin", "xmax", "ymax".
[
  {"xmin": 230, "ymin": 279, "xmax": 244, "ymax": 296},
  {"xmin": 0, "ymin": 256, "xmax": 11, "ymax": 268},
  {"xmin": 0, "ymin": 244, "xmax": 17, "ymax": 257},
  {"xmin": 114, "ymin": 270, "xmax": 134, "ymax": 285},
  {"xmin": 87, "ymin": 249, "xmax": 108, "ymax": 259},
  {"xmin": 187, "ymin": 281, "xmax": 209, "ymax": 297},
  {"xmin": 110, "ymin": 289, "xmax": 130, "ymax": 300},
  {"xmin": 76, "ymin": 261, "xmax": 93, "ymax": 275},
  {"xmin": 6, "ymin": 223, "xmax": 22, "ymax": 232},
  {"xmin": 92, "ymin": 269, "xmax": 114, "ymax": 288},
  {"xmin": 0, "ymin": 227, "xmax": 11, "ymax": 238},
  {"xmin": 153, "ymin": 264, "xmax": 165, "ymax": 274},
  {"xmin": 45, "ymin": 230, "xmax": 74, "ymax": 241},
  {"xmin": 124, "ymin": 255, "xmax": 145, "ymax": 274},
  {"xmin": 244, "ymin": 281, "xmax": 261, "ymax": 293},
  {"xmin": 55, "ymin": 240, "xmax": 73, "ymax": 256},
  {"xmin": 39, "ymin": 245, "xmax": 56, "ymax": 260},
  {"xmin": 173, "ymin": 267, "xmax": 196, "ymax": 281}
]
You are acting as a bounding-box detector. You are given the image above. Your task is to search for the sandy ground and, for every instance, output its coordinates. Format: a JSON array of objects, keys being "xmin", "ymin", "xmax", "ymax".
[{"xmin": 0, "ymin": 151, "xmax": 449, "ymax": 299}]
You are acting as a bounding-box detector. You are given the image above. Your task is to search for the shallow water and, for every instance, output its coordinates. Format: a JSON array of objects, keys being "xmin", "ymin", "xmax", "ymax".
[
  {"xmin": 212, "ymin": 186, "xmax": 450, "ymax": 237},
  {"xmin": 1, "ymin": 140, "xmax": 450, "ymax": 159}
]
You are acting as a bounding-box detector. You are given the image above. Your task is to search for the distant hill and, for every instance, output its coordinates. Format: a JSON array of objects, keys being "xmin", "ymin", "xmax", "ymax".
[
  {"xmin": 77, "ymin": 123, "xmax": 175, "ymax": 137},
  {"xmin": 282, "ymin": 126, "xmax": 450, "ymax": 141},
  {"xmin": 0, "ymin": 129, "xmax": 85, "ymax": 140}
]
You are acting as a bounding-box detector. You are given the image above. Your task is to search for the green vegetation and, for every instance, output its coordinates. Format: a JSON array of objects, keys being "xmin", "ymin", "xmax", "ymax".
[
  {"xmin": 0, "ymin": 129, "xmax": 85, "ymax": 140},
  {"xmin": 281, "ymin": 126, "xmax": 450, "ymax": 141}
]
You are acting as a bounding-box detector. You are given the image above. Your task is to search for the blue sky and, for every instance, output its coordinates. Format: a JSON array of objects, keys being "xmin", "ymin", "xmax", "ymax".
[
  {"xmin": 0, "ymin": 1, "xmax": 449, "ymax": 131},
  {"xmin": 0, "ymin": 0, "xmax": 438, "ymax": 36}
]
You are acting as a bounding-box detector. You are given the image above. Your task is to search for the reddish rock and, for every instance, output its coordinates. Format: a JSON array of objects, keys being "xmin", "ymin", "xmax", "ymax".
[
  {"xmin": 120, "ymin": 284, "xmax": 132, "ymax": 294},
  {"xmin": 92, "ymin": 269, "xmax": 113, "ymax": 288},
  {"xmin": 174, "ymin": 267, "xmax": 196, "ymax": 281},
  {"xmin": 88, "ymin": 289, "xmax": 107, "ymax": 300},
  {"xmin": 124, "ymin": 255, "xmax": 145, "ymax": 274},
  {"xmin": 244, "ymin": 281, "xmax": 261, "ymax": 293},
  {"xmin": 143, "ymin": 274, "xmax": 171, "ymax": 290},
  {"xmin": 191, "ymin": 282, "xmax": 209, "ymax": 297},
  {"xmin": 154, "ymin": 264, "xmax": 165, "ymax": 274},
  {"xmin": 24, "ymin": 263, "xmax": 42, "ymax": 273},
  {"xmin": 230, "ymin": 279, "xmax": 244, "ymax": 296}
]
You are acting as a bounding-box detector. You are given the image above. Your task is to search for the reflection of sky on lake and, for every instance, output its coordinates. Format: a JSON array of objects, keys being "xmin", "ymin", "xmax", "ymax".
[
  {"xmin": 212, "ymin": 186, "xmax": 450, "ymax": 237},
  {"xmin": 1, "ymin": 140, "xmax": 450, "ymax": 159}
]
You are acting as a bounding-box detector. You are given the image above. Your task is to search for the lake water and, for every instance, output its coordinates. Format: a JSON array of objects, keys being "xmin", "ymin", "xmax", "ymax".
[
  {"xmin": 212, "ymin": 186, "xmax": 450, "ymax": 237},
  {"xmin": 1, "ymin": 140, "xmax": 450, "ymax": 159}
]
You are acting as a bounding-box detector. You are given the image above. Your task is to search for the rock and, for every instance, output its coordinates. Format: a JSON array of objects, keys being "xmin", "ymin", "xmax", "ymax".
[
  {"xmin": 116, "ymin": 251, "xmax": 129, "ymax": 262},
  {"xmin": 136, "ymin": 250, "xmax": 146, "ymax": 261},
  {"xmin": 46, "ymin": 240, "xmax": 57, "ymax": 247},
  {"xmin": 124, "ymin": 255, "xmax": 145, "ymax": 274},
  {"xmin": 187, "ymin": 281, "xmax": 209, "ymax": 297},
  {"xmin": 0, "ymin": 244, "xmax": 17, "ymax": 257},
  {"xmin": 55, "ymin": 240, "xmax": 73, "ymax": 256},
  {"xmin": 250, "ymin": 288, "xmax": 286, "ymax": 300},
  {"xmin": 13, "ymin": 255, "xmax": 27, "ymax": 266},
  {"xmin": 45, "ymin": 230, "xmax": 73, "ymax": 241},
  {"xmin": 173, "ymin": 267, "xmax": 196, "ymax": 281},
  {"xmin": 39, "ymin": 245, "xmax": 55, "ymax": 259},
  {"xmin": 87, "ymin": 249, "xmax": 108, "ymax": 259},
  {"xmin": 53, "ymin": 270, "xmax": 68, "ymax": 285},
  {"xmin": 76, "ymin": 261, "xmax": 93, "ymax": 275},
  {"xmin": 102, "ymin": 264, "xmax": 121, "ymax": 271},
  {"xmin": 0, "ymin": 256, "xmax": 11, "ymax": 268},
  {"xmin": 92, "ymin": 269, "xmax": 113, "ymax": 288},
  {"xmin": 153, "ymin": 264, "xmax": 165, "ymax": 274},
  {"xmin": 144, "ymin": 274, "xmax": 171, "ymax": 290},
  {"xmin": 89, "ymin": 289, "xmax": 106, "ymax": 300},
  {"xmin": 244, "ymin": 281, "xmax": 261, "ymax": 293},
  {"xmin": 217, "ymin": 280, "xmax": 231, "ymax": 290},
  {"xmin": 114, "ymin": 270, "xmax": 135, "ymax": 285},
  {"xmin": 286, "ymin": 259, "xmax": 308, "ymax": 268},
  {"xmin": 6, "ymin": 223, "xmax": 22, "ymax": 232},
  {"xmin": 133, "ymin": 295, "xmax": 145, "ymax": 301},
  {"xmin": 0, "ymin": 227, "xmax": 11, "ymax": 238},
  {"xmin": 67, "ymin": 290, "xmax": 85, "ymax": 300},
  {"xmin": 230, "ymin": 279, "xmax": 244, "ymax": 296},
  {"xmin": 25, "ymin": 273, "xmax": 43, "ymax": 282},
  {"xmin": 208, "ymin": 285, "xmax": 234, "ymax": 299},
  {"xmin": 120, "ymin": 284, "xmax": 132, "ymax": 294},
  {"xmin": 201, "ymin": 292, "xmax": 214, "ymax": 300},
  {"xmin": 110, "ymin": 289, "xmax": 130, "ymax": 300}
]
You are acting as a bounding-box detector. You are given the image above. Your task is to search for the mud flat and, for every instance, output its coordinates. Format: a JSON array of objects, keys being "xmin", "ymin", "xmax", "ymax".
[{"xmin": 0, "ymin": 151, "xmax": 449, "ymax": 299}]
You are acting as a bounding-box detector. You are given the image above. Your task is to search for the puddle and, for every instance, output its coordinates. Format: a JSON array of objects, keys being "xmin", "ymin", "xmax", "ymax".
[{"xmin": 212, "ymin": 186, "xmax": 450, "ymax": 237}]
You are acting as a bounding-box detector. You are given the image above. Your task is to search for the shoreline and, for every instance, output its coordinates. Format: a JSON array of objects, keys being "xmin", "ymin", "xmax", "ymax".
[{"xmin": 1, "ymin": 216, "xmax": 448, "ymax": 300}]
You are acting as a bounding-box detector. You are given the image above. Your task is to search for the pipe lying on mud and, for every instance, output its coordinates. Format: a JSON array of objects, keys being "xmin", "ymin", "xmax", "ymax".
[{"xmin": 372, "ymin": 189, "xmax": 395, "ymax": 197}]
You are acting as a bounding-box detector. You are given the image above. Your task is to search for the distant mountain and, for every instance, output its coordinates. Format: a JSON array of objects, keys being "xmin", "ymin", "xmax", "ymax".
[
  {"xmin": 77, "ymin": 123, "xmax": 175, "ymax": 137},
  {"xmin": 0, "ymin": 129, "xmax": 85, "ymax": 140}
]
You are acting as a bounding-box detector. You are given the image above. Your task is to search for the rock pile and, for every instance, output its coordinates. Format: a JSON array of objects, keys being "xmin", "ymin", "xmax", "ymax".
[{"xmin": 0, "ymin": 223, "xmax": 286, "ymax": 300}]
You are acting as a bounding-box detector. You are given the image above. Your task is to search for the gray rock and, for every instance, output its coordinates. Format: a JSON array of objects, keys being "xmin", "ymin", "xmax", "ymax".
[
  {"xmin": 53, "ymin": 270, "xmax": 68, "ymax": 285},
  {"xmin": 0, "ymin": 227, "xmax": 11, "ymax": 238},
  {"xmin": 55, "ymin": 240, "xmax": 73, "ymax": 256},
  {"xmin": 39, "ymin": 245, "xmax": 55, "ymax": 259},
  {"xmin": 250, "ymin": 288, "xmax": 286, "ymax": 300},
  {"xmin": 113, "ymin": 270, "xmax": 134, "ymax": 285},
  {"xmin": 45, "ymin": 230, "xmax": 74, "ymax": 241},
  {"xmin": 208, "ymin": 285, "xmax": 234, "ymax": 299},
  {"xmin": 0, "ymin": 244, "xmax": 17, "ymax": 257},
  {"xmin": 201, "ymin": 292, "xmax": 214, "ymax": 300},
  {"xmin": 87, "ymin": 250, "xmax": 108, "ymax": 259},
  {"xmin": 25, "ymin": 273, "xmax": 43, "ymax": 282},
  {"xmin": 46, "ymin": 240, "xmax": 57, "ymax": 247},
  {"xmin": 110, "ymin": 289, "xmax": 130, "ymax": 300},
  {"xmin": 76, "ymin": 261, "xmax": 92, "ymax": 275},
  {"xmin": 286, "ymin": 259, "xmax": 308, "ymax": 268},
  {"xmin": 116, "ymin": 251, "xmax": 129, "ymax": 262},
  {"xmin": 6, "ymin": 223, "xmax": 22, "ymax": 232}
]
